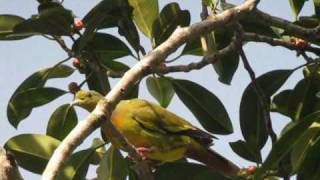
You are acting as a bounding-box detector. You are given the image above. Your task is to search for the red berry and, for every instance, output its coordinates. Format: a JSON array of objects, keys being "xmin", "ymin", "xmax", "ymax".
[
  {"xmin": 247, "ymin": 165, "xmax": 257, "ymax": 174},
  {"xmin": 72, "ymin": 58, "xmax": 81, "ymax": 68},
  {"xmin": 73, "ymin": 19, "xmax": 84, "ymax": 31},
  {"xmin": 68, "ymin": 82, "xmax": 79, "ymax": 94}
]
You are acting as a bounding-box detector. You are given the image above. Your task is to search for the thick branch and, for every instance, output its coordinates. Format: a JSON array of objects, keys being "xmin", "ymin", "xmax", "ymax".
[{"xmin": 42, "ymin": 1, "xmax": 259, "ymax": 179}]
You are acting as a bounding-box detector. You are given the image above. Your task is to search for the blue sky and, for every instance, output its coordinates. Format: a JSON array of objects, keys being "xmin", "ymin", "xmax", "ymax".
[{"xmin": 0, "ymin": 0, "xmax": 314, "ymax": 179}]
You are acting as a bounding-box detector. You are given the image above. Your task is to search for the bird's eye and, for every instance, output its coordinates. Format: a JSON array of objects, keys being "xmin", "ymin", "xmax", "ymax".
[{"xmin": 88, "ymin": 93, "xmax": 92, "ymax": 98}]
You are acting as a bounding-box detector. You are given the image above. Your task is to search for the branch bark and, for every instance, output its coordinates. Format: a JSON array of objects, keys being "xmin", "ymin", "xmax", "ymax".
[{"xmin": 42, "ymin": 0, "xmax": 259, "ymax": 179}]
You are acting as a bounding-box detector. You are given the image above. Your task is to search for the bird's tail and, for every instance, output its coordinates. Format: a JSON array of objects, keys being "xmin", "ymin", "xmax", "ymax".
[{"xmin": 186, "ymin": 142, "xmax": 240, "ymax": 177}]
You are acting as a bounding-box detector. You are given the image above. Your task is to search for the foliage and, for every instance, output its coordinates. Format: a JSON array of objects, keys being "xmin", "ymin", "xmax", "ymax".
[{"xmin": 1, "ymin": 0, "xmax": 320, "ymax": 179}]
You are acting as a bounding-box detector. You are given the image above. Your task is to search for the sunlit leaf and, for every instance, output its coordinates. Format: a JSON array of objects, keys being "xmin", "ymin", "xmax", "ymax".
[
  {"xmin": 46, "ymin": 104, "xmax": 78, "ymax": 140},
  {"xmin": 0, "ymin": 14, "xmax": 30, "ymax": 40},
  {"xmin": 254, "ymin": 111, "xmax": 320, "ymax": 179},
  {"xmin": 97, "ymin": 146, "xmax": 127, "ymax": 180},
  {"xmin": 289, "ymin": 0, "xmax": 308, "ymax": 18},
  {"xmin": 129, "ymin": 0, "xmax": 159, "ymax": 37},
  {"xmin": 146, "ymin": 76, "xmax": 174, "ymax": 108},
  {"xmin": 4, "ymin": 134, "xmax": 60, "ymax": 174},
  {"xmin": 58, "ymin": 149, "xmax": 97, "ymax": 180}
]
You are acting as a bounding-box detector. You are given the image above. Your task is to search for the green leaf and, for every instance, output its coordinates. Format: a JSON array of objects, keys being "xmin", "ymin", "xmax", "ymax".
[
  {"xmin": 4, "ymin": 134, "xmax": 60, "ymax": 174},
  {"xmin": 146, "ymin": 76, "xmax": 174, "ymax": 108},
  {"xmin": 229, "ymin": 140, "xmax": 262, "ymax": 163},
  {"xmin": 289, "ymin": 0, "xmax": 308, "ymax": 18},
  {"xmin": 172, "ymin": 79, "xmax": 233, "ymax": 134},
  {"xmin": 212, "ymin": 28, "xmax": 239, "ymax": 85},
  {"xmin": 14, "ymin": 5, "xmax": 74, "ymax": 36},
  {"xmin": 47, "ymin": 65, "xmax": 74, "ymax": 79},
  {"xmin": 8, "ymin": 87, "xmax": 67, "ymax": 128},
  {"xmin": 240, "ymin": 70, "xmax": 293, "ymax": 150},
  {"xmin": 73, "ymin": 32, "xmax": 132, "ymax": 61},
  {"xmin": 288, "ymin": 76, "xmax": 320, "ymax": 121},
  {"xmin": 290, "ymin": 122, "xmax": 320, "ymax": 172},
  {"xmin": 58, "ymin": 149, "xmax": 97, "ymax": 180},
  {"xmin": 271, "ymin": 89, "xmax": 292, "ymax": 117},
  {"xmin": 103, "ymin": 60, "xmax": 130, "ymax": 73},
  {"xmin": 97, "ymin": 146, "xmax": 128, "ymax": 180},
  {"xmin": 0, "ymin": 14, "xmax": 31, "ymax": 40},
  {"xmin": 152, "ymin": 3, "xmax": 190, "ymax": 46},
  {"xmin": 46, "ymin": 104, "xmax": 78, "ymax": 141},
  {"xmin": 129, "ymin": 0, "xmax": 159, "ymax": 37},
  {"xmin": 254, "ymin": 111, "xmax": 320, "ymax": 179},
  {"xmin": 82, "ymin": 0, "xmax": 140, "ymax": 52},
  {"xmin": 240, "ymin": 14, "xmax": 279, "ymax": 38},
  {"xmin": 6, "ymin": 64, "xmax": 74, "ymax": 127},
  {"xmin": 314, "ymin": 0, "xmax": 320, "ymax": 15},
  {"xmin": 123, "ymin": 82, "xmax": 140, "ymax": 100},
  {"xmin": 155, "ymin": 162, "xmax": 209, "ymax": 180},
  {"xmin": 297, "ymin": 135, "xmax": 320, "ymax": 180},
  {"xmin": 181, "ymin": 37, "xmax": 203, "ymax": 56}
]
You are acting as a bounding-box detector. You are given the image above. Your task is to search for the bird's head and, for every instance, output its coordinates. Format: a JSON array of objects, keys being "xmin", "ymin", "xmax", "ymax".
[{"xmin": 71, "ymin": 90, "xmax": 104, "ymax": 112}]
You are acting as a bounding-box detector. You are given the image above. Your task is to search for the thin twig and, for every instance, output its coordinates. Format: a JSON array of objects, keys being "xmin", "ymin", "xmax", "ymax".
[{"xmin": 239, "ymin": 47, "xmax": 277, "ymax": 144}]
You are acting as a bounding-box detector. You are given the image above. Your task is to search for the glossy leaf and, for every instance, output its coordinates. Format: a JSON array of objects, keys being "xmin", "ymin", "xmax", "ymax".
[
  {"xmin": 4, "ymin": 134, "xmax": 60, "ymax": 174},
  {"xmin": 146, "ymin": 76, "xmax": 174, "ymax": 108},
  {"xmin": 129, "ymin": 0, "xmax": 159, "ymax": 37},
  {"xmin": 229, "ymin": 140, "xmax": 262, "ymax": 163},
  {"xmin": 172, "ymin": 79, "xmax": 233, "ymax": 134},
  {"xmin": 0, "ymin": 14, "xmax": 30, "ymax": 40},
  {"xmin": 212, "ymin": 28, "xmax": 239, "ymax": 84},
  {"xmin": 8, "ymin": 87, "xmax": 67, "ymax": 128},
  {"xmin": 155, "ymin": 162, "xmax": 209, "ymax": 180},
  {"xmin": 152, "ymin": 3, "xmax": 190, "ymax": 46},
  {"xmin": 7, "ymin": 65, "xmax": 73, "ymax": 128},
  {"xmin": 46, "ymin": 104, "xmax": 78, "ymax": 140},
  {"xmin": 182, "ymin": 37, "xmax": 203, "ymax": 56},
  {"xmin": 74, "ymin": 32, "xmax": 132, "ymax": 61},
  {"xmin": 103, "ymin": 60, "xmax": 130, "ymax": 73},
  {"xmin": 271, "ymin": 89, "xmax": 292, "ymax": 117},
  {"xmin": 97, "ymin": 146, "xmax": 127, "ymax": 180},
  {"xmin": 240, "ymin": 70, "xmax": 293, "ymax": 150},
  {"xmin": 290, "ymin": 122, "xmax": 320, "ymax": 172},
  {"xmin": 254, "ymin": 111, "xmax": 320, "ymax": 179},
  {"xmin": 297, "ymin": 135, "xmax": 320, "ymax": 180},
  {"xmin": 58, "ymin": 149, "xmax": 97, "ymax": 180},
  {"xmin": 288, "ymin": 77, "xmax": 320, "ymax": 121},
  {"xmin": 14, "ymin": 5, "xmax": 73, "ymax": 36},
  {"xmin": 289, "ymin": 0, "xmax": 307, "ymax": 18},
  {"xmin": 82, "ymin": 0, "xmax": 140, "ymax": 52}
]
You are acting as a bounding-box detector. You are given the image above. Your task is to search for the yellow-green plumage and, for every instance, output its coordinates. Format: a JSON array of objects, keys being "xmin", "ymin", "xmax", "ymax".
[{"xmin": 73, "ymin": 90, "xmax": 239, "ymax": 177}]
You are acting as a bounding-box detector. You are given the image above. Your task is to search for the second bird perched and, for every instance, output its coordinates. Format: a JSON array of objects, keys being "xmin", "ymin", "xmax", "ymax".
[{"xmin": 72, "ymin": 90, "xmax": 240, "ymax": 177}]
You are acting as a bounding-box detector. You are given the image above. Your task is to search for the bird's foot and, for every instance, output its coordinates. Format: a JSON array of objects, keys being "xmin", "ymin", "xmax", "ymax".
[{"xmin": 127, "ymin": 147, "xmax": 154, "ymax": 161}]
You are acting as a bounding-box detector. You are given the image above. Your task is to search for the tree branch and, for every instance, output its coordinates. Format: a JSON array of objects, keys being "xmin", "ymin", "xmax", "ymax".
[
  {"xmin": 243, "ymin": 32, "xmax": 320, "ymax": 56},
  {"xmin": 254, "ymin": 9, "xmax": 320, "ymax": 41},
  {"xmin": 42, "ymin": 1, "xmax": 259, "ymax": 179}
]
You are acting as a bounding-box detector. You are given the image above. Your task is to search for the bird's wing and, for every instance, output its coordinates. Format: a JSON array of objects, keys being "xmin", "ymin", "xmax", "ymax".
[{"xmin": 130, "ymin": 100, "xmax": 214, "ymax": 147}]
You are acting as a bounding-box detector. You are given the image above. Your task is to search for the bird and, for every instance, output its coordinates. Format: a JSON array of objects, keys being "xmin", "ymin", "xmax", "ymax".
[{"xmin": 72, "ymin": 90, "xmax": 240, "ymax": 177}]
